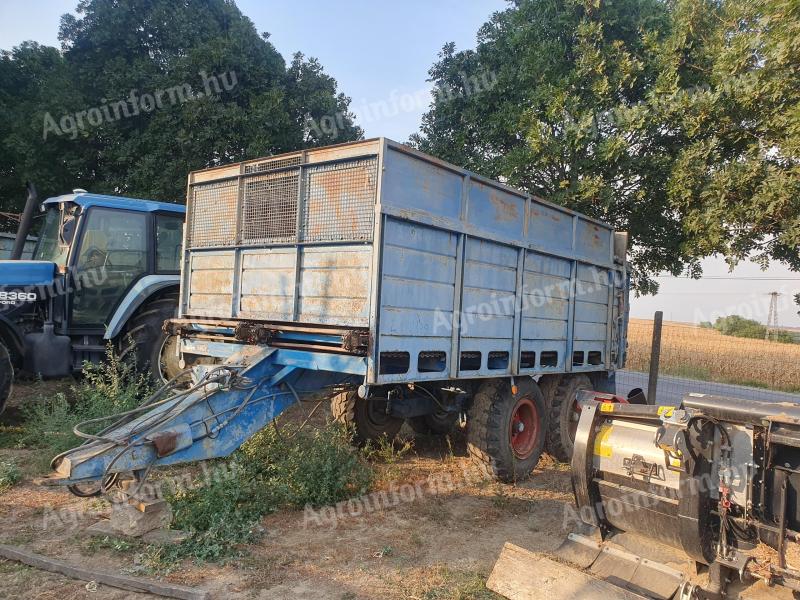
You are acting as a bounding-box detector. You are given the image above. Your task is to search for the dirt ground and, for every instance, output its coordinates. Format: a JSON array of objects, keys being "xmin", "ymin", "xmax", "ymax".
[{"xmin": 0, "ymin": 380, "xmax": 792, "ymax": 600}]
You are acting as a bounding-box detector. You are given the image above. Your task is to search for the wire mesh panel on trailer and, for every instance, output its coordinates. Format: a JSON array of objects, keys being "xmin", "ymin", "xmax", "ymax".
[
  {"xmin": 241, "ymin": 169, "xmax": 300, "ymax": 245},
  {"xmin": 187, "ymin": 180, "xmax": 238, "ymax": 248},
  {"xmin": 301, "ymin": 157, "xmax": 378, "ymax": 243},
  {"xmin": 243, "ymin": 155, "xmax": 303, "ymax": 174}
]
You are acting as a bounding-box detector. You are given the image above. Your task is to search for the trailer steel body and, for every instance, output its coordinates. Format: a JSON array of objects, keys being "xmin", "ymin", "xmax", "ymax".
[{"xmin": 178, "ymin": 138, "xmax": 628, "ymax": 383}]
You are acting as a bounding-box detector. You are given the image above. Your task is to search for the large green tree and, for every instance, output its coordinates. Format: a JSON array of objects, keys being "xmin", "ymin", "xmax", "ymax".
[
  {"xmin": 412, "ymin": 0, "xmax": 800, "ymax": 293},
  {"xmin": 651, "ymin": 0, "xmax": 800, "ymax": 272},
  {"xmin": 0, "ymin": 0, "xmax": 361, "ymax": 214}
]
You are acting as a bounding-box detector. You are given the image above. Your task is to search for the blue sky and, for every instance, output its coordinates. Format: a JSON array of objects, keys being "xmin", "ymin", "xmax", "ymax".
[
  {"xmin": 1, "ymin": 0, "xmax": 798, "ymax": 326},
  {"xmin": 0, "ymin": 0, "xmax": 508, "ymax": 141}
]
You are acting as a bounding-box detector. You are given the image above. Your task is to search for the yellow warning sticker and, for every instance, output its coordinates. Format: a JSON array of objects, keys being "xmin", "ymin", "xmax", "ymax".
[
  {"xmin": 593, "ymin": 424, "xmax": 614, "ymax": 458},
  {"xmin": 657, "ymin": 406, "xmax": 674, "ymax": 418},
  {"xmin": 600, "ymin": 403, "xmax": 615, "ymax": 413},
  {"xmin": 669, "ymin": 457, "xmax": 682, "ymax": 468}
]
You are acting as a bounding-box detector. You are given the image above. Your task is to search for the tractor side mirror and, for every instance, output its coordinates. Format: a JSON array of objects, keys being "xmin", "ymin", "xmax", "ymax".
[{"xmin": 60, "ymin": 215, "xmax": 76, "ymax": 246}]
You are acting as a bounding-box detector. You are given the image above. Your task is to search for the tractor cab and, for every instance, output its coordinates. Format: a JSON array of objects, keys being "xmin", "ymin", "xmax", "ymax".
[{"xmin": 0, "ymin": 190, "xmax": 185, "ymax": 412}]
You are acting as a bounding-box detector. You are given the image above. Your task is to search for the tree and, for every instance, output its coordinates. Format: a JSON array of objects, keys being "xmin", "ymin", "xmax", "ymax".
[
  {"xmin": 0, "ymin": 0, "xmax": 361, "ymax": 215},
  {"xmin": 649, "ymin": 0, "xmax": 800, "ymax": 272},
  {"xmin": 412, "ymin": 0, "xmax": 800, "ymax": 294},
  {"xmin": 0, "ymin": 42, "xmax": 90, "ymax": 214}
]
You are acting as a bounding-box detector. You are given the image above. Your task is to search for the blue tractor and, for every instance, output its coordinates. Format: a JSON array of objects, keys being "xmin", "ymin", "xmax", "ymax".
[{"xmin": 0, "ymin": 187, "xmax": 185, "ymax": 412}]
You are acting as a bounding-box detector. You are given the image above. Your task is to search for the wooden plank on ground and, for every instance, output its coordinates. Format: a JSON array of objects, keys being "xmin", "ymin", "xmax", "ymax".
[
  {"xmin": 0, "ymin": 544, "xmax": 208, "ymax": 600},
  {"xmin": 486, "ymin": 542, "xmax": 647, "ymax": 600}
]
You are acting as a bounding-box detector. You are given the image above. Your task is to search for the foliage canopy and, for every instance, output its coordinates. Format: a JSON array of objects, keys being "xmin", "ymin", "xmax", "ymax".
[
  {"xmin": 0, "ymin": 0, "xmax": 360, "ymax": 213},
  {"xmin": 412, "ymin": 0, "xmax": 800, "ymax": 293}
]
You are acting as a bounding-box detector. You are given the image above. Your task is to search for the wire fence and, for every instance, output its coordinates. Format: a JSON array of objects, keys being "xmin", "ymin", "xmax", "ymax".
[{"xmin": 618, "ymin": 318, "xmax": 800, "ymax": 406}]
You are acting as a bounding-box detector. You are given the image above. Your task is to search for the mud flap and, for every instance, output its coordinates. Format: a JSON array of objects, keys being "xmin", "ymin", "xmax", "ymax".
[{"xmin": 488, "ymin": 534, "xmax": 689, "ymax": 600}]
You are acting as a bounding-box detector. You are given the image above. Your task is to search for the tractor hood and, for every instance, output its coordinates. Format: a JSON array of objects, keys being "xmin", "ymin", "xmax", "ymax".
[{"xmin": 0, "ymin": 261, "xmax": 57, "ymax": 287}]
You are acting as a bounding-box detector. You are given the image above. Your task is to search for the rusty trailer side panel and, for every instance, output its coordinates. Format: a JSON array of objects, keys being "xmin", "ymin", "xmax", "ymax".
[{"xmin": 181, "ymin": 138, "xmax": 628, "ymax": 385}]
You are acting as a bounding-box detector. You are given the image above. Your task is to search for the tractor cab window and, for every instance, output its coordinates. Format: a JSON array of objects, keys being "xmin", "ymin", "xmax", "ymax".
[
  {"xmin": 33, "ymin": 207, "xmax": 72, "ymax": 267},
  {"xmin": 71, "ymin": 208, "xmax": 148, "ymax": 327},
  {"xmin": 155, "ymin": 214, "xmax": 183, "ymax": 272}
]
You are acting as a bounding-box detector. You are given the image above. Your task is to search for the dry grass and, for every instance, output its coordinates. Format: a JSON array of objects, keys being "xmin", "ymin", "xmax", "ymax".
[{"xmin": 626, "ymin": 319, "xmax": 800, "ymax": 392}]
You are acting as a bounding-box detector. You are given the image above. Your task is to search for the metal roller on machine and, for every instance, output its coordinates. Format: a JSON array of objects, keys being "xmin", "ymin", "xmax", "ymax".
[{"xmin": 488, "ymin": 392, "xmax": 800, "ymax": 599}]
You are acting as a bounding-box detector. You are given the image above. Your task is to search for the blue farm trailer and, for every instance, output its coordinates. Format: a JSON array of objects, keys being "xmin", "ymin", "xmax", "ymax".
[{"xmin": 52, "ymin": 138, "xmax": 629, "ymax": 489}]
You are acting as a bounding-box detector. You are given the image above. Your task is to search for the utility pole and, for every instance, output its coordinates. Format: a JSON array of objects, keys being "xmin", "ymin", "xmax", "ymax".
[{"xmin": 766, "ymin": 291, "xmax": 781, "ymax": 341}]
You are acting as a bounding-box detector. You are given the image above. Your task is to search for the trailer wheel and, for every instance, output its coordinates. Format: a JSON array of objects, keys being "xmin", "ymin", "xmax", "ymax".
[
  {"xmin": 0, "ymin": 341, "xmax": 13, "ymax": 415},
  {"xmin": 467, "ymin": 378, "xmax": 546, "ymax": 482},
  {"xmin": 331, "ymin": 390, "xmax": 403, "ymax": 445},
  {"xmin": 407, "ymin": 388, "xmax": 459, "ymax": 435},
  {"xmin": 408, "ymin": 410, "xmax": 458, "ymax": 435},
  {"xmin": 546, "ymin": 374, "xmax": 592, "ymax": 462},
  {"xmin": 119, "ymin": 291, "xmax": 180, "ymax": 385}
]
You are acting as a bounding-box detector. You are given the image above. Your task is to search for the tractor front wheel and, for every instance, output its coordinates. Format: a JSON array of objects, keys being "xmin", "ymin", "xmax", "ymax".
[
  {"xmin": 0, "ymin": 341, "xmax": 13, "ymax": 414},
  {"xmin": 467, "ymin": 378, "xmax": 546, "ymax": 482},
  {"xmin": 119, "ymin": 291, "xmax": 180, "ymax": 385}
]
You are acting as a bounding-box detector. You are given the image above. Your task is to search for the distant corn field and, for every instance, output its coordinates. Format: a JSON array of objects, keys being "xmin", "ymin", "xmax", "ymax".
[{"xmin": 626, "ymin": 319, "xmax": 800, "ymax": 393}]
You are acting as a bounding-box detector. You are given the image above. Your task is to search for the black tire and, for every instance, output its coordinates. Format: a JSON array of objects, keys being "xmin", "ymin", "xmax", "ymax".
[
  {"xmin": 537, "ymin": 374, "xmax": 562, "ymax": 409},
  {"xmin": 0, "ymin": 341, "xmax": 12, "ymax": 415},
  {"xmin": 546, "ymin": 374, "xmax": 593, "ymax": 462},
  {"xmin": 540, "ymin": 374, "xmax": 562, "ymax": 458},
  {"xmin": 67, "ymin": 474, "xmax": 120, "ymax": 498},
  {"xmin": 331, "ymin": 390, "xmax": 404, "ymax": 445},
  {"xmin": 119, "ymin": 291, "xmax": 179, "ymax": 385},
  {"xmin": 408, "ymin": 410, "xmax": 458, "ymax": 435},
  {"xmin": 467, "ymin": 378, "xmax": 547, "ymax": 483}
]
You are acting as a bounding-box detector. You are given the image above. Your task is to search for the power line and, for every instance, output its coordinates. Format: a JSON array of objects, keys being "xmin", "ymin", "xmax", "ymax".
[{"xmin": 656, "ymin": 275, "xmax": 800, "ymax": 281}]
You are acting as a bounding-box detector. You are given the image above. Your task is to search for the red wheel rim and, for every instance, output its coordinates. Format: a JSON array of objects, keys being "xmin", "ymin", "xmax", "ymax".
[{"xmin": 509, "ymin": 397, "xmax": 540, "ymax": 459}]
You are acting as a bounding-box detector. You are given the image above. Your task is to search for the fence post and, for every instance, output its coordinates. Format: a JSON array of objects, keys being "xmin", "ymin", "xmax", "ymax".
[{"xmin": 647, "ymin": 311, "xmax": 663, "ymax": 405}]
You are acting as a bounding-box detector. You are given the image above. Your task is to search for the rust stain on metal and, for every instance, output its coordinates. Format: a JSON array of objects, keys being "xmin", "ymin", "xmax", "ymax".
[
  {"xmin": 528, "ymin": 206, "xmax": 561, "ymax": 223},
  {"xmin": 192, "ymin": 270, "xmax": 233, "ymax": 293},
  {"xmin": 304, "ymin": 253, "xmax": 369, "ymax": 269},
  {"xmin": 591, "ymin": 225, "xmax": 602, "ymax": 247},
  {"xmin": 150, "ymin": 431, "xmax": 179, "ymax": 457},
  {"xmin": 489, "ymin": 190, "xmax": 519, "ymax": 223},
  {"xmin": 192, "ymin": 254, "xmax": 235, "ymax": 270}
]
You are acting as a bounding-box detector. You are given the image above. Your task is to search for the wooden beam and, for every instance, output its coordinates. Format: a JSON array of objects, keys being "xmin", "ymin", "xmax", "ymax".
[
  {"xmin": 0, "ymin": 544, "xmax": 208, "ymax": 600},
  {"xmin": 487, "ymin": 542, "xmax": 646, "ymax": 600}
]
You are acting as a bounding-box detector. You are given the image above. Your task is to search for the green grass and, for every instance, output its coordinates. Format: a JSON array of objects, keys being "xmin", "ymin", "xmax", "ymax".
[
  {"xmin": 0, "ymin": 425, "xmax": 25, "ymax": 449},
  {"xmin": 16, "ymin": 346, "xmax": 151, "ymax": 470},
  {"xmin": 362, "ymin": 434, "xmax": 414, "ymax": 464},
  {"xmin": 85, "ymin": 535, "xmax": 137, "ymax": 554},
  {"xmin": 157, "ymin": 422, "xmax": 374, "ymax": 565},
  {"xmin": 0, "ymin": 459, "xmax": 21, "ymax": 492}
]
